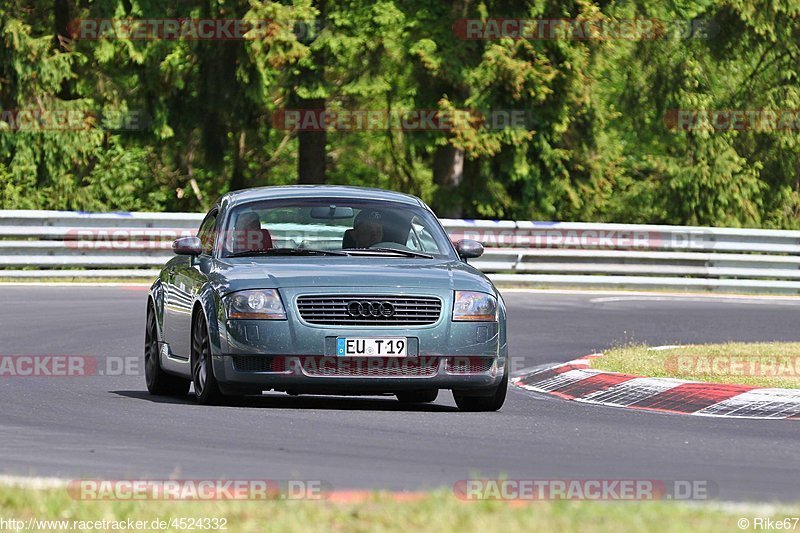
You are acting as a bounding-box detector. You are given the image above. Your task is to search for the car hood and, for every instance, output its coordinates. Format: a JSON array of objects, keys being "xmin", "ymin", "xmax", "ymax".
[{"xmin": 209, "ymin": 257, "xmax": 494, "ymax": 294}]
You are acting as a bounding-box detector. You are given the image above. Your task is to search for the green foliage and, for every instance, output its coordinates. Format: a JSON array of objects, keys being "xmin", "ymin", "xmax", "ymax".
[{"xmin": 0, "ymin": 0, "xmax": 799, "ymax": 229}]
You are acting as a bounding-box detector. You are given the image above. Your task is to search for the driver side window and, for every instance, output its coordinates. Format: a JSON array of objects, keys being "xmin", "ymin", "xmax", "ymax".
[{"xmin": 197, "ymin": 212, "xmax": 217, "ymax": 255}]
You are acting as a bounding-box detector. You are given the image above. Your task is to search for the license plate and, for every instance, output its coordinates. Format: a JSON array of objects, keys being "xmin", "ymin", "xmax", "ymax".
[{"xmin": 337, "ymin": 337, "xmax": 407, "ymax": 357}]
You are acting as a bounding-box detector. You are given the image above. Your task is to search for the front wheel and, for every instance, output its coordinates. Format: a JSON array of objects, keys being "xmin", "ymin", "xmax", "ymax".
[
  {"xmin": 145, "ymin": 304, "xmax": 190, "ymax": 397},
  {"xmin": 191, "ymin": 313, "xmax": 224, "ymax": 405},
  {"xmin": 453, "ymin": 367, "xmax": 508, "ymax": 412}
]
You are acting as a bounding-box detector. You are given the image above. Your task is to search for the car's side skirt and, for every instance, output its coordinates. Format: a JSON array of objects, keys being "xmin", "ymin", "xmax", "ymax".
[{"xmin": 159, "ymin": 342, "xmax": 192, "ymax": 378}]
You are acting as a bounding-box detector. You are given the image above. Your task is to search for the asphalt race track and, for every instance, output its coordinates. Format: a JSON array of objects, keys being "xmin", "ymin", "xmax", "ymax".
[{"xmin": 1, "ymin": 286, "xmax": 799, "ymax": 502}]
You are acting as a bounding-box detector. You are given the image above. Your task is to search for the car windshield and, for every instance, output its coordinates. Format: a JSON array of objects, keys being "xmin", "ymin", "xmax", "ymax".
[{"xmin": 221, "ymin": 198, "xmax": 456, "ymax": 259}]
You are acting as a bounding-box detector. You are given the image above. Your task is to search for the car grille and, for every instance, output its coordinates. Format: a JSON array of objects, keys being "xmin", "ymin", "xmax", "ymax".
[
  {"xmin": 296, "ymin": 295, "xmax": 442, "ymax": 326},
  {"xmin": 232, "ymin": 356, "xmax": 441, "ymax": 377}
]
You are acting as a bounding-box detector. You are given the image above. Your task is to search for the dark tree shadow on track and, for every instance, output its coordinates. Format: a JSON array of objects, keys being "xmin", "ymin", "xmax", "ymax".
[{"xmin": 110, "ymin": 390, "xmax": 459, "ymax": 412}]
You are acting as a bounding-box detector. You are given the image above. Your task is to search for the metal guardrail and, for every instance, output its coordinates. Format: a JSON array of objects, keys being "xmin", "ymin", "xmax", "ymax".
[{"xmin": 1, "ymin": 210, "xmax": 800, "ymax": 293}]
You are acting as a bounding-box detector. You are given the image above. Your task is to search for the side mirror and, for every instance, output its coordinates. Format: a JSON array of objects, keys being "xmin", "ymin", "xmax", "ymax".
[
  {"xmin": 173, "ymin": 236, "xmax": 202, "ymax": 256},
  {"xmin": 455, "ymin": 239, "xmax": 484, "ymax": 259}
]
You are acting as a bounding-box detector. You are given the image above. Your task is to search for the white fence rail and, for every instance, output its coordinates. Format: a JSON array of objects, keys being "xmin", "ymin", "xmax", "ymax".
[{"xmin": 2, "ymin": 210, "xmax": 800, "ymax": 293}]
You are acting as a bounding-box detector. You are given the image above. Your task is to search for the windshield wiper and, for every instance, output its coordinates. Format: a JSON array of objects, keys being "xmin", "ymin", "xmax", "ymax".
[
  {"xmin": 227, "ymin": 248, "xmax": 349, "ymax": 258},
  {"xmin": 342, "ymin": 247, "xmax": 434, "ymax": 259}
]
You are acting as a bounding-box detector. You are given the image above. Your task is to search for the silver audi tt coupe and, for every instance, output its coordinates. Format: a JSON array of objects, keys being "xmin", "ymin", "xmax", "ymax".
[{"xmin": 145, "ymin": 186, "xmax": 508, "ymax": 411}]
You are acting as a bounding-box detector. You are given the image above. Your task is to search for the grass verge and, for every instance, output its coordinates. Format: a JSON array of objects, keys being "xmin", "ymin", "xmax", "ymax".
[
  {"xmin": 0, "ymin": 485, "xmax": 791, "ymax": 533},
  {"xmin": 595, "ymin": 343, "xmax": 800, "ymax": 389}
]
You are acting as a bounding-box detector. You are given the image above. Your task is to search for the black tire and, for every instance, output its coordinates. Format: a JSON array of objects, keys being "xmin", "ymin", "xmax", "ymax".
[
  {"xmin": 145, "ymin": 304, "xmax": 190, "ymax": 396},
  {"xmin": 191, "ymin": 312, "xmax": 224, "ymax": 405},
  {"xmin": 453, "ymin": 367, "xmax": 508, "ymax": 412},
  {"xmin": 396, "ymin": 390, "xmax": 439, "ymax": 403}
]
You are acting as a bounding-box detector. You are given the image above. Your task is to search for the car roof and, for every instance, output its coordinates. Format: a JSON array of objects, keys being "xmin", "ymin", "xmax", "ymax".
[{"xmin": 221, "ymin": 185, "xmax": 424, "ymax": 208}]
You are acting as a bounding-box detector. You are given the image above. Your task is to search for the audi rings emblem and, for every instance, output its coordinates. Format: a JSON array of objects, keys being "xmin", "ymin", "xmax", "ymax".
[{"xmin": 347, "ymin": 301, "xmax": 396, "ymax": 318}]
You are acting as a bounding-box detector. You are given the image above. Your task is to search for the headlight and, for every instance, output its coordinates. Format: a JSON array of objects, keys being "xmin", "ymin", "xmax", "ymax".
[
  {"xmin": 452, "ymin": 291, "xmax": 497, "ymax": 321},
  {"xmin": 223, "ymin": 289, "xmax": 286, "ymax": 320}
]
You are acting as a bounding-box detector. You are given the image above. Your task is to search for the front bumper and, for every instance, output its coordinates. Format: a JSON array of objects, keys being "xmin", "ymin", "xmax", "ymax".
[
  {"xmin": 212, "ymin": 288, "xmax": 506, "ymax": 394},
  {"xmin": 213, "ymin": 354, "xmax": 505, "ymax": 394}
]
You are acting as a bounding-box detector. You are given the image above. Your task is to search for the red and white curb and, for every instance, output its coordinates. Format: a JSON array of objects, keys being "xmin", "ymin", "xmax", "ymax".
[{"xmin": 511, "ymin": 354, "xmax": 800, "ymax": 420}]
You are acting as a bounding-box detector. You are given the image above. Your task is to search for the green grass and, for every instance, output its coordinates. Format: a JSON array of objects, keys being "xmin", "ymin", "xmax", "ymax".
[
  {"xmin": 0, "ymin": 485, "xmax": 790, "ymax": 532},
  {"xmin": 595, "ymin": 343, "xmax": 800, "ymax": 389}
]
